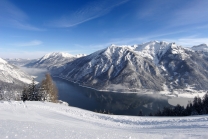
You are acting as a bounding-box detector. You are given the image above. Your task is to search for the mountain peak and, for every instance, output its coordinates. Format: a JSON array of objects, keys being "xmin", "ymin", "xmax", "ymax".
[
  {"xmin": 43, "ymin": 52, "xmax": 74, "ymax": 59},
  {"xmin": 110, "ymin": 44, "xmax": 116, "ymax": 47},
  {"xmin": 144, "ymin": 40, "xmax": 172, "ymax": 46},
  {"xmin": 134, "ymin": 41, "xmax": 173, "ymax": 64},
  {"xmin": 107, "ymin": 44, "xmax": 133, "ymax": 51},
  {"xmin": 25, "ymin": 52, "xmax": 78, "ymax": 70}
]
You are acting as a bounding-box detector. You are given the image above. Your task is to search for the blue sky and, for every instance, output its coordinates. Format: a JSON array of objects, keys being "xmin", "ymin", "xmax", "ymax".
[{"xmin": 0, "ymin": 0, "xmax": 208, "ymax": 58}]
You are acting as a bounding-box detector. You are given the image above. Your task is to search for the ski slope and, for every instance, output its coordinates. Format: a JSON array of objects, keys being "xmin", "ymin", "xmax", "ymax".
[{"xmin": 0, "ymin": 101, "xmax": 208, "ymax": 139}]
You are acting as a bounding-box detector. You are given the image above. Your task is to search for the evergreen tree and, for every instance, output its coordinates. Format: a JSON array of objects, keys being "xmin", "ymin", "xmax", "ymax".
[
  {"xmin": 138, "ymin": 109, "xmax": 143, "ymax": 116},
  {"xmin": 153, "ymin": 93, "xmax": 208, "ymax": 116},
  {"xmin": 155, "ymin": 109, "xmax": 162, "ymax": 116},
  {"xmin": 27, "ymin": 78, "xmax": 40, "ymax": 101},
  {"xmin": 149, "ymin": 113, "xmax": 153, "ymax": 116},
  {"xmin": 173, "ymin": 104, "xmax": 185, "ymax": 116},
  {"xmin": 0, "ymin": 87, "xmax": 3, "ymax": 100},
  {"xmin": 162, "ymin": 107, "xmax": 173, "ymax": 116},
  {"xmin": 193, "ymin": 96, "xmax": 202, "ymax": 114},
  {"xmin": 185, "ymin": 103, "xmax": 192, "ymax": 116},
  {"xmin": 203, "ymin": 93, "xmax": 208, "ymax": 113},
  {"xmin": 21, "ymin": 87, "xmax": 28, "ymax": 102},
  {"xmin": 20, "ymin": 74, "xmax": 58, "ymax": 103}
]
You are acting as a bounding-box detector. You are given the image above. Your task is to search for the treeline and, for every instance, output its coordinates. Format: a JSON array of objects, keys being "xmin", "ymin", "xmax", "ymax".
[
  {"xmin": 0, "ymin": 81, "xmax": 25, "ymax": 100},
  {"xmin": 152, "ymin": 93, "xmax": 208, "ymax": 116},
  {"xmin": 94, "ymin": 109, "xmax": 113, "ymax": 115},
  {"xmin": 21, "ymin": 73, "xmax": 58, "ymax": 103}
]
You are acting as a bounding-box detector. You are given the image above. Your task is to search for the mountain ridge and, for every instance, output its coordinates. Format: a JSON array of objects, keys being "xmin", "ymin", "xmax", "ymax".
[
  {"xmin": 24, "ymin": 52, "xmax": 86, "ymax": 70},
  {"xmin": 5, "ymin": 41, "xmax": 208, "ymax": 94},
  {"xmin": 54, "ymin": 41, "xmax": 208, "ymax": 93}
]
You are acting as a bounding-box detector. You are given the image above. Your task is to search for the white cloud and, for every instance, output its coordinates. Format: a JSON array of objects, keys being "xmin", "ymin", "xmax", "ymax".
[
  {"xmin": 13, "ymin": 40, "xmax": 43, "ymax": 47},
  {"xmin": 10, "ymin": 20, "xmax": 45, "ymax": 31},
  {"xmin": 0, "ymin": 0, "xmax": 44, "ymax": 31},
  {"xmin": 49, "ymin": 0, "xmax": 129, "ymax": 27}
]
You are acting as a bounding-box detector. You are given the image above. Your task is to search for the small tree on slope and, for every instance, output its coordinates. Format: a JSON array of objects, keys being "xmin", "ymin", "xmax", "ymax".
[{"xmin": 40, "ymin": 73, "xmax": 58, "ymax": 103}]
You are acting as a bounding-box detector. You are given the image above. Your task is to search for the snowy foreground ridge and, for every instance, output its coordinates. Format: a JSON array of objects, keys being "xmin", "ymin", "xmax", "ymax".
[{"xmin": 0, "ymin": 101, "xmax": 208, "ymax": 139}]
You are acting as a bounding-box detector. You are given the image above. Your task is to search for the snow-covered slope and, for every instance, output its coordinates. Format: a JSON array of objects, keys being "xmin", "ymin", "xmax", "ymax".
[
  {"xmin": 135, "ymin": 41, "xmax": 208, "ymax": 90},
  {"xmin": 0, "ymin": 101, "xmax": 208, "ymax": 139},
  {"xmin": 56, "ymin": 41, "xmax": 208, "ymax": 93},
  {"xmin": 0, "ymin": 57, "xmax": 33, "ymax": 84},
  {"xmin": 134, "ymin": 41, "xmax": 172, "ymax": 64},
  {"xmin": 134, "ymin": 41, "xmax": 189, "ymax": 64},
  {"xmin": 75, "ymin": 54, "xmax": 87, "ymax": 58},
  {"xmin": 25, "ymin": 52, "xmax": 84, "ymax": 70}
]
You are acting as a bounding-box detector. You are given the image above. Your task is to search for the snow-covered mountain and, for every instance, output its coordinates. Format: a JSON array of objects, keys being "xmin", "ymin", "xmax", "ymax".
[
  {"xmin": 0, "ymin": 57, "xmax": 33, "ymax": 85},
  {"xmin": 5, "ymin": 58, "xmax": 37, "ymax": 67},
  {"xmin": 191, "ymin": 43, "xmax": 208, "ymax": 52},
  {"xmin": 56, "ymin": 41, "xmax": 208, "ymax": 93},
  {"xmin": 58, "ymin": 44, "xmax": 164, "ymax": 91},
  {"xmin": 0, "ymin": 101, "xmax": 208, "ymax": 139},
  {"xmin": 25, "ymin": 52, "xmax": 86, "ymax": 71}
]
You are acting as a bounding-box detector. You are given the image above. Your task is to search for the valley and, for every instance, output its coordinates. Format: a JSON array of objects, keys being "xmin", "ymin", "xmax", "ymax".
[
  {"xmin": 18, "ymin": 66, "xmax": 193, "ymax": 115},
  {"xmin": 1, "ymin": 41, "xmax": 207, "ymax": 115},
  {"xmin": 1, "ymin": 1, "xmax": 208, "ymax": 138}
]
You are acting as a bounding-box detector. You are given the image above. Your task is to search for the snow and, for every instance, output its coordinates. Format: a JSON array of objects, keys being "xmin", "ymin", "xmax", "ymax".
[
  {"xmin": 77, "ymin": 45, "xmax": 135, "ymax": 79},
  {"xmin": 134, "ymin": 41, "xmax": 171, "ymax": 64},
  {"xmin": 0, "ymin": 58, "xmax": 33, "ymax": 84},
  {"xmin": 40, "ymin": 52, "xmax": 74, "ymax": 62},
  {"xmin": 0, "ymin": 101, "xmax": 208, "ymax": 139},
  {"xmin": 40, "ymin": 52, "xmax": 87, "ymax": 61},
  {"xmin": 27, "ymin": 52, "xmax": 87, "ymax": 70},
  {"xmin": 0, "ymin": 58, "xmax": 7, "ymax": 64},
  {"xmin": 133, "ymin": 41, "xmax": 190, "ymax": 64},
  {"xmin": 75, "ymin": 54, "xmax": 87, "ymax": 58}
]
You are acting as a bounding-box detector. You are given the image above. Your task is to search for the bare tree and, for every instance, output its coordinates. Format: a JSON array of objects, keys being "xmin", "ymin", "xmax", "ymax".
[{"xmin": 40, "ymin": 73, "xmax": 58, "ymax": 103}]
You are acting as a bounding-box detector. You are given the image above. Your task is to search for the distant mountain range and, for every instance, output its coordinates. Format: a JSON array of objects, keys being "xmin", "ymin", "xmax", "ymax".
[
  {"xmin": 191, "ymin": 44, "xmax": 208, "ymax": 52},
  {"xmin": 24, "ymin": 52, "xmax": 86, "ymax": 72},
  {"xmin": 3, "ymin": 41, "xmax": 208, "ymax": 94},
  {"xmin": 5, "ymin": 58, "xmax": 37, "ymax": 67}
]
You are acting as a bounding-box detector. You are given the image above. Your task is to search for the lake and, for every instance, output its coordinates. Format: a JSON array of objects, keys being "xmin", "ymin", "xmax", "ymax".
[
  {"xmin": 54, "ymin": 77, "xmax": 172, "ymax": 115},
  {"xmin": 21, "ymin": 67, "xmax": 193, "ymax": 116}
]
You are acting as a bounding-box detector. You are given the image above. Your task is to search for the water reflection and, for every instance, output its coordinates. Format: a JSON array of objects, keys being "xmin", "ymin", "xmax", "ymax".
[{"xmin": 54, "ymin": 77, "xmax": 172, "ymax": 116}]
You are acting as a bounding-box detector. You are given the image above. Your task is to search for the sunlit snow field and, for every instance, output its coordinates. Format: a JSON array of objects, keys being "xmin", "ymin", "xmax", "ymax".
[{"xmin": 0, "ymin": 101, "xmax": 208, "ymax": 139}]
